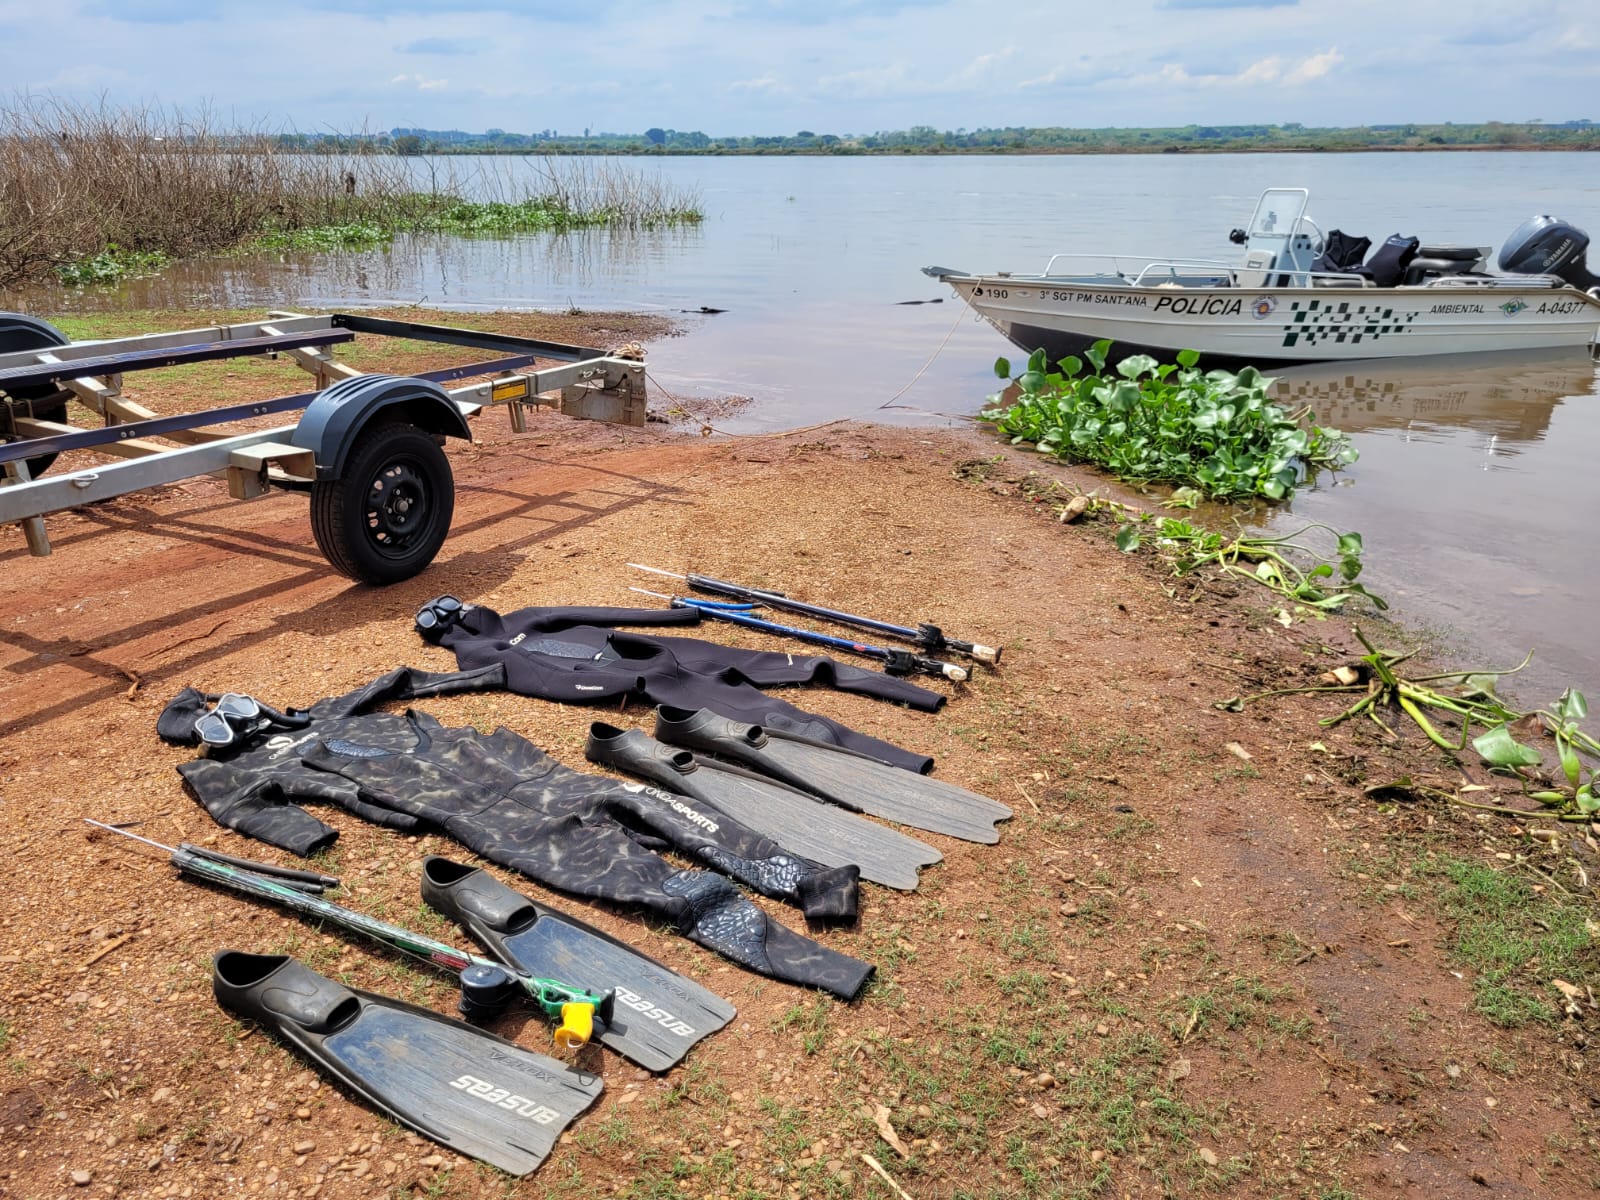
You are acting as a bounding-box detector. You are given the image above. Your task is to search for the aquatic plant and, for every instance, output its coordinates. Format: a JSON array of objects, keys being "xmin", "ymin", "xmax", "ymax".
[
  {"xmin": 55, "ymin": 244, "xmax": 169, "ymax": 286},
  {"xmin": 983, "ymin": 341, "xmax": 1356, "ymax": 502}
]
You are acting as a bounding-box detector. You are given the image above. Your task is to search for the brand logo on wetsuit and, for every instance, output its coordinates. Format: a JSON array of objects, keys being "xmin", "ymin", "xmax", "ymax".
[
  {"xmin": 448, "ymin": 1075, "xmax": 562, "ymax": 1123},
  {"xmin": 612, "ymin": 985, "xmax": 698, "ymax": 1037},
  {"xmin": 264, "ymin": 732, "xmax": 318, "ymax": 755},
  {"xmin": 622, "ymin": 784, "xmax": 720, "ymax": 833},
  {"xmin": 574, "ymin": 685, "xmax": 605, "ymax": 692},
  {"xmin": 509, "ymin": 633, "xmax": 525, "ymax": 645}
]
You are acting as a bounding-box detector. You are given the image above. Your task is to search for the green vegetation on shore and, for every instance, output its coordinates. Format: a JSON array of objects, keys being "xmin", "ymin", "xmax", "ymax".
[
  {"xmin": 287, "ymin": 118, "xmax": 1600, "ymax": 156},
  {"xmin": 0, "ymin": 99, "xmax": 701, "ymax": 291},
  {"xmin": 983, "ymin": 341, "xmax": 1355, "ymax": 503}
]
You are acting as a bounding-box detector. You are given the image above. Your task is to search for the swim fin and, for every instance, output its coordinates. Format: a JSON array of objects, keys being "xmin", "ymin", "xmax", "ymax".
[
  {"xmin": 212, "ymin": 950, "xmax": 601, "ymax": 1177},
  {"xmin": 421, "ymin": 856, "xmax": 735, "ymax": 1073},
  {"xmin": 584, "ymin": 722, "xmax": 942, "ymax": 892},
  {"xmin": 653, "ymin": 706, "xmax": 1012, "ymax": 844}
]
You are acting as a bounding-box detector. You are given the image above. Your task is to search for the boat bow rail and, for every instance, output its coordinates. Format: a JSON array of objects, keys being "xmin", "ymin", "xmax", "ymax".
[{"xmin": 0, "ymin": 310, "xmax": 647, "ymax": 583}]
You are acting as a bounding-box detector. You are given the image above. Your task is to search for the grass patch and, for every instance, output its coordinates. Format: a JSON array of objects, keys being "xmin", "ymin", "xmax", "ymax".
[{"xmin": 1418, "ymin": 854, "xmax": 1598, "ymax": 1027}]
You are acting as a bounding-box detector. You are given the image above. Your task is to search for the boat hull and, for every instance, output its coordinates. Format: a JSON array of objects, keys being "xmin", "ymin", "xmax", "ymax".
[{"xmin": 948, "ymin": 277, "xmax": 1600, "ymax": 369}]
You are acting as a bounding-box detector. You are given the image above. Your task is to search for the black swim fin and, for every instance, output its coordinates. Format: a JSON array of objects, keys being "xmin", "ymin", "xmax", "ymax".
[
  {"xmin": 421, "ymin": 856, "xmax": 735, "ymax": 1073},
  {"xmin": 653, "ymin": 706, "xmax": 1012, "ymax": 844},
  {"xmin": 212, "ymin": 950, "xmax": 601, "ymax": 1177},
  {"xmin": 584, "ymin": 722, "xmax": 942, "ymax": 891}
]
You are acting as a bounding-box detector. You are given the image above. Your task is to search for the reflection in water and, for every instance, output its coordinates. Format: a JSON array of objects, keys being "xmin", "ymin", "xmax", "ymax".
[
  {"xmin": 21, "ymin": 227, "xmax": 711, "ymax": 316},
  {"xmin": 1273, "ymin": 348, "xmax": 1597, "ymax": 446},
  {"xmin": 1271, "ymin": 347, "xmax": 1600, "ymax": 707}
]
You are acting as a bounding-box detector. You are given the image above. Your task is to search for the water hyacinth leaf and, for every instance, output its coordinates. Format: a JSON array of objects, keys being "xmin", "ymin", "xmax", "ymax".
[
  {"xmin": 1472, "ymin": 724, "xmax": 1544, "ymax": 769},
  {"xmin": 994, "ymin": 356, "xmax": 1012, "ymax": 379},
  {"xmin": 1343, "ymin": 583, "xmax": 1389, "ymax": 611},
  {"xmin": 1162, "ymin": 487, "xmax": 1202, "ymax": 510},
  {"xmin": 1558, "ymin": 688, "xmax": 1588, "ymax": 724},
  {"xmin": 1558, "ymin": 735, "xmax": 1583, "ymax": 788},
  {"xmin": 1115, "ymin": 525, "xmax": 1142, "ymax": 553},
  {"xmin": 1084, "ymin": 340, "xmax": 1110, "ymax": 372}
]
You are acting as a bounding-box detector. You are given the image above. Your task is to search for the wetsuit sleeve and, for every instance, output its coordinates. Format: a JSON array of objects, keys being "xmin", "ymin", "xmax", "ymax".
[
  {"xmin": 643, "ymin": 635, "xmax": 946, "ymax": 712},
  {"xmin": 177, "ymin": 760, "xmax": 347, "ymax": 857},
  {"xmin": 315, "ymin": 664, "xmax": 509, "ymax": 719},
  {"xmin": 426, "ymin": 603, "xmax": 702, "ymax": 650}
]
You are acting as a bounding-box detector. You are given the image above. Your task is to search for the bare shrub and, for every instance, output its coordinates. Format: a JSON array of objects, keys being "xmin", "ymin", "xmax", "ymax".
[{"xmin": 0, "ymin": 96, "xmax": 701, "ymax": 289}]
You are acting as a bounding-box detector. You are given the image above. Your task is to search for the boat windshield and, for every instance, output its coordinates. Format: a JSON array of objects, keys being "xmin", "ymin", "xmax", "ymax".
[{"xmin": 1247, "ymin": 189, "xmax": 1310, "ymax": 240}]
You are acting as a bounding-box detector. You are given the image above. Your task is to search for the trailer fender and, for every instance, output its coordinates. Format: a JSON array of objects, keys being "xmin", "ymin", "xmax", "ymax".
[{"xmin": 290, "ymin": 374, "xmax": 471, "ymax": 481}]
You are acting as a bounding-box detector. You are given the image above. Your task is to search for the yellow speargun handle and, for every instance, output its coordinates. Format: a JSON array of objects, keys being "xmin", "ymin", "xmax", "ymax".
[{"xmin": 553, "ymin": 1001, "xmax": 596, "ymax": 1050}]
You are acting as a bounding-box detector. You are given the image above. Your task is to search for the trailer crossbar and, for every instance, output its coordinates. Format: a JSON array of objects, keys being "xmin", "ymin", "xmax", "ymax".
[
  {"xmin": 330, "ymin": 313, "xmax": 605, "ymax": 361},
  {"xmin": 0, "ymin": 331, "xmax": 356, "ymax": 391},
  {"xmin": 0, "ymin": 351, "xmax": 552, "ymax": 466}
]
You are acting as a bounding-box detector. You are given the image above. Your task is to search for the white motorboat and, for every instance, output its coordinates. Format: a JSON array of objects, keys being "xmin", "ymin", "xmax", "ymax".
[{"xmin": 925, "ymin": 188, "xmax": 1600, "ymax": 368}]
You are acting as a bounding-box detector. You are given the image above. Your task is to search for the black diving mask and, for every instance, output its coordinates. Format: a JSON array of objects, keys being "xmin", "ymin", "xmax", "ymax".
[
  {"xmin": 415, "ymin": 594, "xmax": 466, "ymax": 634},
  {"xmin": 195, "ymin": 693, "xmax": 309, "ymax": 749}
]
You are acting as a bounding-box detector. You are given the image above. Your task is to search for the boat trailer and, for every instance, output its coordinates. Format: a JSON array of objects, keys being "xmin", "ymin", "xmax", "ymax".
[{"xmin": 0, "ymin": 311, "xmax": 646, "ymax": 584}]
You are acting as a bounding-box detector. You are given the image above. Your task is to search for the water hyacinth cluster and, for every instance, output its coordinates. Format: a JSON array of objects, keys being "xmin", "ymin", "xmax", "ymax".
[{"xmin": 982, "ymin": 340, "xmax": 1357, "ymax": 502}]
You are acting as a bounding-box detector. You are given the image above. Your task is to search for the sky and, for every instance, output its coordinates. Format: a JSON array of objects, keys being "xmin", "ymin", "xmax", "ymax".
[{"xmin": 6, "ymin": 0, "xmax": 1596, "ymax": 137}]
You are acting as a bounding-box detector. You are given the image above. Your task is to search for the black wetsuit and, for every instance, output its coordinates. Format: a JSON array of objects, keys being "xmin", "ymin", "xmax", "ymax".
[
  {"xmin": 421, "ymin": 603, "xmax": 942, "ymax": 773},
  {"xmin": 158, "ymin": 667, "xmax": 872, "ymax": 1000}
]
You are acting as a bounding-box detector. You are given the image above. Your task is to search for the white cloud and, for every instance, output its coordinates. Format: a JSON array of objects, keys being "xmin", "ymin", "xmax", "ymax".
[
  {"xmin": 391, "ymin": 73, "xmax": 448, "ymax": 91},
  {"xmin": 1284, "ymin": 47, "xmax": 1341, "ymax": 84},
  {"xmin": 728, "ymin": 74, "xmax": 791, "ymax": 96},
  {"xmin": 1139, "ymin": 47, "xmax": 1341, "ymax": 89}
]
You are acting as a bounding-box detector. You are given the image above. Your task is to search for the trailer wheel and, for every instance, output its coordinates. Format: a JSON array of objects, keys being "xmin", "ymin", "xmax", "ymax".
[
  {"xmin": 0, "ymin": 312, "xmax": 73, "ymax": 478},
  {"xmin": 309, "ymin": 420, "xmax": 455, "ymax": 585}
]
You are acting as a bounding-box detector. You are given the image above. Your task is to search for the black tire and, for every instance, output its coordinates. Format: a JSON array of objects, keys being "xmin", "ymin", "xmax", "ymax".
[
  {"xmin": 0, "ymin": 312, "xmax": 73, "ymax": 478},
  {"xmin": 309, "ymin": 420, "xmax": 455, "ymax": 585}
]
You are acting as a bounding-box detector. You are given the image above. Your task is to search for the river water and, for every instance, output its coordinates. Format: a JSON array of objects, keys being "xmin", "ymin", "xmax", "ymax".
[{"xmin": 23, "ymin": 151, "xmax": 1600, "ymax": 703}]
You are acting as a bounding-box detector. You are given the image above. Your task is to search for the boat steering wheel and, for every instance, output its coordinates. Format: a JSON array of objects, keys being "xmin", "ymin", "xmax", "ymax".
[{"xmin": 1297, "ymin": 215, "xmax": 1326, "ymax": 256}]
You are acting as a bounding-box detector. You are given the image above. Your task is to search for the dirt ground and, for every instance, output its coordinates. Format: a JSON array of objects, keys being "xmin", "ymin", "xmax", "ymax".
[{"xmin": 3, "ymin": 310, "xmax": 1598, "ymax": 1200}]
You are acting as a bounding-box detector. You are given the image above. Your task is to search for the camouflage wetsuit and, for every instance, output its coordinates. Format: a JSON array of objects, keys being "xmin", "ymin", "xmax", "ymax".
[
  {"xmin": 159, "ymin": 667, "xmax": 873, "ymax": 1000},
  {"xmin": 419, "ymin": 603, "xmax": 942, "ymax": 773}
]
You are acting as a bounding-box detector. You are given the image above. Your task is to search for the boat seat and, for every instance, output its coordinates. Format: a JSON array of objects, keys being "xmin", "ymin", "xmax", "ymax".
[
  {"xmin": 1402, "ymin": 256, "xmax": 1483, "ymax": 286},
  {"xmin": 1416, "ymin": 244, "xmax": 1482, "ymax": 262},
  {"xmin": 1234, "ymin": 249, "xmax": 1277, "ymax": 288}
]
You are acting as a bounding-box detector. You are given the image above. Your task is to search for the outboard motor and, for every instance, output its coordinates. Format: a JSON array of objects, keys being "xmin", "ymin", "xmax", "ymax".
[{"xmin": 1498, "ymin": 216, "xmax": 1600, "ymax": 293}]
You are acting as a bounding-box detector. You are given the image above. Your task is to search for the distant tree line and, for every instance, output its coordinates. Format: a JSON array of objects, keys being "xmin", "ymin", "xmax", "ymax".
[{"xmin": 272, "ymin": 120, "xmax": 1600, "ymax": 157}]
